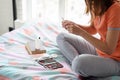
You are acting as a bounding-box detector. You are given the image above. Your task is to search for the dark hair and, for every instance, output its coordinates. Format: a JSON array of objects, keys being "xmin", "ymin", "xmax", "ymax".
[{"xmin": 85, "ymin": 0, "xmax": 114, "ymax": 23}]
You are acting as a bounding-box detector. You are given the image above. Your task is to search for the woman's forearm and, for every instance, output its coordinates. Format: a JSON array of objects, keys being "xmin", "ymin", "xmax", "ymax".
[
  {"xmin": 77, "ymin": 24, "xmax": 97, "ymax": 35},
  {"xmin": 79, "ymin": 29, "xmax": 112, "ymax": 54}
]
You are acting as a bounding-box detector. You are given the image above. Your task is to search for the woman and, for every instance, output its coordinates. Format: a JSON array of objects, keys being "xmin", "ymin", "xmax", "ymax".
[{"xmin": 56, "ymin": 0, "xmax": 120, "ymax": 78}]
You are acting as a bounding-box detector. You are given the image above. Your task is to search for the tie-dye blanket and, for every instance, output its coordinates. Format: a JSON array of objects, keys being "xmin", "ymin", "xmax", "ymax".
[{"xmin": 0, "ymin": 19, "xmax": 78, "ymax": 80}]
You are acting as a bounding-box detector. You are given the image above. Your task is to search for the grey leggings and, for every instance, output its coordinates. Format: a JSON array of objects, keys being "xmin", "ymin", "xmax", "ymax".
[{"xmin": 56, "ymin": 32, "xmax": 120, "ymax": 77}]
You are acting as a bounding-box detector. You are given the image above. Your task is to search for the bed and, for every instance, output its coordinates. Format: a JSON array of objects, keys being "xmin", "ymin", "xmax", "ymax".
[
  {"xmin": 0, "ymin": 19, "xmax": 120, "ymax": 80},
  {"xmin": 0, "ymin": 19, "xmax": 79, "ymax": 80}
]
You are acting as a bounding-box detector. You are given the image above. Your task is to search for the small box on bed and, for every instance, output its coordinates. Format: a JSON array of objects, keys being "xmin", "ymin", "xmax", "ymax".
[{"xmin": 25, "ymin": 41, "xmax": 46, "ymax": 55}]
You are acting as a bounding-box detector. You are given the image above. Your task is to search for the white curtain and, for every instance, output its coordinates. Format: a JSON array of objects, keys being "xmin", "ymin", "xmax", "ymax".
[{"xmin": 16, "ymin": 0, "xmax": 90, "ymax": 25}]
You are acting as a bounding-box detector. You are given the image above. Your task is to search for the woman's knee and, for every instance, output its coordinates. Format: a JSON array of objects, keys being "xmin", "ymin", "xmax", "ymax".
[
  {"xmin": 72, "ymin": 54, "xmax": 94, "ymax": 77},
  {"xmin": 56, "ymin": 32, "xmax": 68, "ymax": 45},
  {"xmin": 56, "ymin": 33, "xmax": 65, "ymax": 42}
]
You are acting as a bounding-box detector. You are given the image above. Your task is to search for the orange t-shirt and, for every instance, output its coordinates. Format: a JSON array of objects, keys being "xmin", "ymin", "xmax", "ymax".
[{"xmin": 94, "ymin": 2, "xmax": 120, "ymax": 61}]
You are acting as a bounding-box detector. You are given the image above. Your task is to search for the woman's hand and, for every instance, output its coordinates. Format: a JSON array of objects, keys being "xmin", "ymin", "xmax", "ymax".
[{"xmin": 62, "ymin": 20, "xmax": 84, "ymax": 35}]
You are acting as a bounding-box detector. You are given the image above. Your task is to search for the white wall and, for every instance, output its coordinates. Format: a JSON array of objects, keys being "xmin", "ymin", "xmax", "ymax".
[{"xmin": 0, "ymin": 0, "xmax": 13, "ymax": 35}]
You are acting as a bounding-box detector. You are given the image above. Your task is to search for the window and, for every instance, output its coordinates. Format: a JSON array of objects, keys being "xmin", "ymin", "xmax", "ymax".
[
  {"xmin": 65, "ymin": 0, "xmax": 90, "ymax": 24},
  {"xmin": 16, "ymin": 0, "xmax": 90, "ymax": 25},
  {"xmin": 32, "ymin": 0, "xmax": 59, "ymax": 20}
]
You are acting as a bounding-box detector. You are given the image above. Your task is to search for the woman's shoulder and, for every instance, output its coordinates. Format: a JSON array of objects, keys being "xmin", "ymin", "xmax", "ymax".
[
  {"xmin": 106, "ymin": 2, "xmax": 120, "ymax": 14},
  {"xmin": 106, "ymin": 2, "xmax": 120, "ymax": 15}
]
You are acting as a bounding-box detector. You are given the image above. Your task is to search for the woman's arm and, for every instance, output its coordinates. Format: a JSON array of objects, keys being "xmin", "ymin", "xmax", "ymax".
[
  {"xmin": 62, "ymin": 20, "xmax": 97, "ymax": 35},
  {"xmin": 105, "ymin": 30, "xmax": 119, "ymax": 54},
  {"xmin": 77, "ymin": 27, "xmax": 120, "ymax": 54},
  {"xmin": 78, "ymin": 23, "xmax": 97, "ymax": 35},
  {"xmin": 62, "ymin": 20, "xmax": 120, "ymax": 55}
]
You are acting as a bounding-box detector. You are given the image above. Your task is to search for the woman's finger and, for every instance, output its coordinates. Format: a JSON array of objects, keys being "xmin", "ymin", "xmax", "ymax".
[
  {"xmin": 62, "ymin": 20, "xmax": 74, "ymax": 27},
  {"xmin": 66, "ymin": 25, "xmax": 73, "ymax": 33}
]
